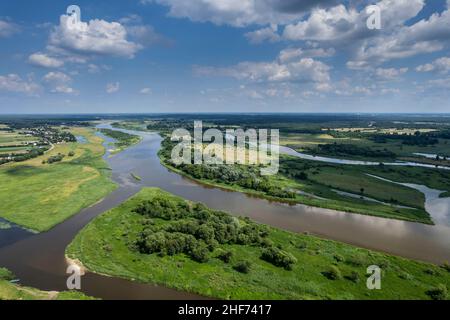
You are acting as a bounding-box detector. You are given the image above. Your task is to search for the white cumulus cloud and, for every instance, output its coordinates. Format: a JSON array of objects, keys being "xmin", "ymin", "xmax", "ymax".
[
  {"xmin": 0, "ymin": 74, "xmax": 40, "ymax": 95},
  {"xmin": 0, "ymin": 20, "xmax": 19, "ymax": 38},
  {"xmin": 28, "ymin": 53, "xmax": 64, "ymax": 68},
  {"xmin": 106, "ymin": 82, "xmax": 120, "ymax": 94}
]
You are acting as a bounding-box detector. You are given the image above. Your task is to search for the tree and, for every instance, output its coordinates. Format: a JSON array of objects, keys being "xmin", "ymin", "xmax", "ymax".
[
  {"xmin": 234, "ymin": 261, "xmax": 251, "ymax": 274},
  {"xmin": 261, "ymin": 247, "xmax": 297, "ymax": 270},
  {"xmin": 217, "ymin": 250, "xmax": 233, "ymax": 264}
]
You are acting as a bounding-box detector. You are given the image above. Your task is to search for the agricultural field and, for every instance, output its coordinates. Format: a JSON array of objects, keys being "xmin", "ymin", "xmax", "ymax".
[
  {"xmin": 0, "ymin": 128, "xmax": 40, "ymax": 156},
  {"xmin": 67, "ymin": 188, "xmax": 450, "ymax": 300},
  {"xmin": 0, "ymin": 127, "xmax": 117, "ymax": 232}
]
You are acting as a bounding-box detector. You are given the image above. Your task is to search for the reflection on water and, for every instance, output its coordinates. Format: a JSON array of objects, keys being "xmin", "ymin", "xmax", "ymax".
[{"xmin": 367, "ymin": 174, "xmax": 450, "ymax": 227}]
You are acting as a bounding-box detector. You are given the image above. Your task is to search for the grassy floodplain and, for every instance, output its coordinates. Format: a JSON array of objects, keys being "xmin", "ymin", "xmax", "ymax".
[
  {"xmin": 67, "ymin": 188, "xmax": 450, "ymax": 300},
  {"xmin": 0, "ymin": 267, "xmax": 95, "ymax": 300},
  {"xmin": 0, "ymin": 127, "xmax": 117, "ymax": 232}
]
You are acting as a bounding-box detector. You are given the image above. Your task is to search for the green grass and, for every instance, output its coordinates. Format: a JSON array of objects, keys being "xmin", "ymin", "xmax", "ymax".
[
  {"xmin": 304, "ymin": 165, "xmax": 425, "ymax": 208},
  {"xmin": 364, "ymin": 165, "xmax": 450, "ymax": 196},
  {"xmin": 131, "ymin": 172, "xmax": 142, "ymax": 181},
  {"xmin": 67, "ymin": 188, "xmax": 450, "ymax": 300},
  {"xmin": 0, "ymin": 128, "xmax": 117, "ymax": 232},
  {"xmin": 0, "ymin": 267, "xmax": 96, "ymax": 300}
]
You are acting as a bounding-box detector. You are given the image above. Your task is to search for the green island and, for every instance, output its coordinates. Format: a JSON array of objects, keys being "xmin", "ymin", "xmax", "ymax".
[
  {"xmin": 0, "ymin": 267, "xmax": 96, "ymax": 300},
  {"xmin": 0, "ymin": 127, "xmax": 117, "ymax": 232},
  {"xmin": 99, "ymin": 128, "xmax": 141, "ymax": 155},
  {"xmin": 67, "ymin": 188, "xmax": 450, "ymax": 300},
  {"xmin": 159, "ymin": 138, "xmax": 439, "ymax": 224}
]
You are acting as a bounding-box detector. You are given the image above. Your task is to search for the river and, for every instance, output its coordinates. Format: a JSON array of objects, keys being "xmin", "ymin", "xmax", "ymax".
[{"xmin": 0, "ymin": 124, "xmax": 449, "ymax": 300}]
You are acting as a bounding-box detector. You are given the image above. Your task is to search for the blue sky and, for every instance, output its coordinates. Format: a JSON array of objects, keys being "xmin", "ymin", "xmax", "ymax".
[{"xmin": 0, "ymin": 0, "xmax": 449, "ymax": 114}]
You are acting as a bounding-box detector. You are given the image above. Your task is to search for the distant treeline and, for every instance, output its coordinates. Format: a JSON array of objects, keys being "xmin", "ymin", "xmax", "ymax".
[{"xmin": 2, "ymin": 120, "xmax": 90, "ymax": 129}]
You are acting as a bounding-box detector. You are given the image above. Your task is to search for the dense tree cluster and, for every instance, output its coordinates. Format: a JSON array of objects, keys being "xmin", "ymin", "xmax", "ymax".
[
  {"xmin": 44, "ymin": 153, "xmax": 65, "ymax": 164},
  {"xmin": 133, "ymin": 195, "xmax": 296, "ymax": 271},
  {"xmin": 175, "ymin": 163, "xmax": 296, "ymax": 199},
  {"xmin": 261, "ymin": 247, "xmax": 297, "ymax": 270},
  {"xmin": 233, "ymin": 261, "xmax": 251, "ymax": 274},
  {"xmin": 279, "ymin": 158, "xmax": 317, "ymax": 182}
]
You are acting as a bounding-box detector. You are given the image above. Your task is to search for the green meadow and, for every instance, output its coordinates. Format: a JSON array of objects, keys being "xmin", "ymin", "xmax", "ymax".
[
  {"xmin": 67, "ymin": 188, "xmax": 450, "ymax": 300},
  {"xmin": 0, "ymin": 127, "xmax": 117, "ymax": 232}
]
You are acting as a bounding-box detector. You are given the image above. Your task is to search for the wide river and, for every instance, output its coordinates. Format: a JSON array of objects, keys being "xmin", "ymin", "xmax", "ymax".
[{"xmin": 0, "ymin": 124, "xmax": 449, "ymax": 300}]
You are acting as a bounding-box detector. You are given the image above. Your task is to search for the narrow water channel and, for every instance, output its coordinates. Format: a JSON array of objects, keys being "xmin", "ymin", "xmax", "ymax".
[{"xmin": 0, "ymin": 124, "xmax": 449, "ymax": 300}]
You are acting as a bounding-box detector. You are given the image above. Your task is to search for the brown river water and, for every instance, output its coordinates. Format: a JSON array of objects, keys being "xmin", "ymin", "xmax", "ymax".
[{"xmin": 0, "ymin": 124, "xmax": 449, "ymax": 300}]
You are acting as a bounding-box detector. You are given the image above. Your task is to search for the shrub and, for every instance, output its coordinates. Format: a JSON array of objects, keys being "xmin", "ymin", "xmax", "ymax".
[
  {"xmin": 234, "ymin": 261, "xmax": 251, "ymax": 274},
  {"xmin": 333, "ymin": 254, "xmax": 345, "ymax": 263},
  {"xmin": 190, "ymin": 243, "xmax": 209, "ymax": 263},
  {"xmin": 0, "ymin": 267, "xmax": 15, "ymax": 281},
  {"xmin": 133, "ymin": 196, "xmax": 189, "ymax": 220},
  {"xmin": 426, "ymin": 284, "xmax": 448, "ymax": 300},
  {"xmin": 261, "ymin": 247, "xmax": 297, "ymax": 270},
  {"xmin": 260, "ymin": 238, "xmax": 274, "ymax": 248},
  {"xmin": 297, "ymin": 242, "xmax": 307, "ymax": 250},
  {"xmin": 345, "ymin": 271, "xmax": 360, "ymax": 283},
  {"xmin": 424, "ymin": 268, "xmax": 440, "ymax": 276},
  {"xmin": 47, "ymin": 153, "xmax": 65, "ymax": 164},
  {"xmin": 323, "ymin": 266, "xmax": 342, "ymax": 280},
  {"xmin": 346, "ymin": 255, "xmax": 366, "ymax": 267},
  {"xmin": 68, "ymin": 151, "xmax": 75, "ymax": 157},
  {"xmin": 441, "ymin": 262, "xmax": 450, "ymax": 273},
  {"xmin": 217, "ymin": 250, "xmax": 233, "ymax": 264}
]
